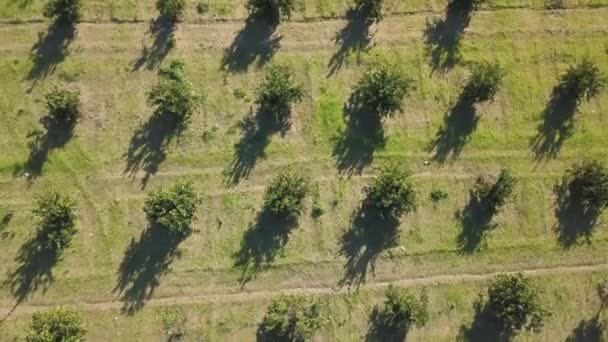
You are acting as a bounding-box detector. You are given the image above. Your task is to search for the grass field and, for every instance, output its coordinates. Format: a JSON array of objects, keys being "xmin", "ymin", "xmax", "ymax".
[{"xmin": 1, "ymin": 0, "xmax": 608, "ymax": 340}]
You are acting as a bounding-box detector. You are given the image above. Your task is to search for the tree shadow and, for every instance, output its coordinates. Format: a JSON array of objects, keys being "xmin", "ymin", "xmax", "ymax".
[
  {"xmin": 553, "ymin": 178, "xmax": 600, "ymax": 249},
  {"xmin": 3, "ymin": 225, "xmax": 62, "ymax": 305},
  {"xmin": 423, "ymin": 1, "xmax": 473, "ymax": 72},
  {"xmin": 339, "ymin": 204, "xmax": 399, "ymax": 289},
  {"xmin": 221, "ymin": 16, "xmax": 281, "ymax": 74},
  {"xmin": 27, "ymin": 22, "xmax": 75, "ymax": 83},
  {"xmin": 114, "ymin": 224, "xmax": 186, "ymax": 315},
  {"xmin": 428, "ymin": 90, "xmax": 478, "ymax": 163},
  {"xmin": 365, "ymin": 306, "xmax": 408, "ymax": 342},
  {"xmin": 13, "ymin": 113, "xmax": 77, "ymax": 179},
  {"xmin": 456, "ymin": 187, "xmax": 498, "ymax": 254},
  {"xmin": 123, "ymin": 110, "xmax": 184, "ymax": 189},
  {"xmin": 132, "ymin": 17, "xmax": 176, "ymax": 71},
  {"xmin": 333, "ymin": 94, "xmax": 386, "ymax": 176},
  {"xmin": 225, "ymin": 108, "xmax": 290, "ymax": 185},
  {"xmin": 458, "ymin": 297, "xmax": 510, "ymax": 342},
  {"xmin": 0, "ymin": 210, "xmax": 13, "ymax": 232},
  {"xmin": 233, "ymin": 209, "xmax": 297, "ymax": 287},
  {"xmin": 566, "ymin": 317, "xmax": 605, "ymax": 342},
  {"xmin": 530, "ymin": 83, "xmax": 578, "ymax": 161},
  {"xmin": 328, "ymin": 6, "xmax": 375, "ymax": 76}
]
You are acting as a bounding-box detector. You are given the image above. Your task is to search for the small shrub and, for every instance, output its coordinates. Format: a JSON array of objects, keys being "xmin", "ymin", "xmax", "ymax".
[
  {"xmin": 167, "ymin": 33, "xmax": 177, "ymax": 49},
  {"xmin": 156, "ymin": 0, "xmax": 186, "ymax": 21},
  {"xmin": 196, "ymin": 1, "xmax": 210, "ymax": 14},
  {"xmin": 259, "ymin": 294, "xmax": 326, "ymax": 341},
  {"xmin": 559, "ymin": 58, "xmax": 607, "ymax": 102},
  {"xmin": 247, "ymin": 0, "xmax": 296, "ymax": 20},
  {"xmin": 147, "ymin": 59, "xmax": 201, "ymax": 125},
  {"xmin": 487, "ymin": 273, "xmax": 550, "ymax": 334},
  {"xmin": 472, "ymin": 168, "xmax": 517, "ymax": 213},
  {"xmin": 366, "ymin": 164, "xmax": 417, "ymax": 220},
  {"xmin": 563, "ymin": 160, "xmax": 608, "ymax": 217},
  {"xmin": 144, "ymin": 182, "xmax": 201, "ymax": 235},
  {"xmin": 159, "ymin": 307, "xmax": 187, "ymax": 339},
  {"xmin": 27, "ymin": 307, "xmax": 86, "ymax": 342},
  {"xmin": 353, "ymin": 65, "xmax": 412, "ymax": 117},
  {"xmin": 33, "ymin": 191, "xmax": 78, "ymax": 252},
  {"xmin": 378, "ymin": 285, "xmax": 429, "ymax": 334},
  {"xmin": 43, "ymin": 0, "xmax": 81, "ymax": 24},
  {"xmin": 311, "ymin": 184, "xmax": 325, "ymax": 218},
  {"xmin": 430, "ymin": 188, "xmax": 449, "ymax": 202},
  {"xmin": 355, "ymin": 0, "xmax": 384, "ymax": 20},
  {"xmin": 544, "ymin": 0, "xmax": 566, "ymax": 9},
  {"xmin": 263, "ymin": 170, "xmax": 310, "ymax": 218},
  {"xmin": 450, "ymin": 0, "xmax": 488, "ymax": 11},
  {"xmin": 464, "ymin": 61, "xmax": 504, "ymax": 102},
  {"xmin": 44, "ymin": 86, "xmax": 81, "ymax": 123},
  {"xmin": 255, "ymin": 65, "xmax": 303, "ymax": 123}
]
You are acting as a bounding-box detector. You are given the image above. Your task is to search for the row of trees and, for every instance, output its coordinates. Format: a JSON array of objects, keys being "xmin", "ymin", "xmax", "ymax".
[{"xmin": 24, "ymin": 272, "xmax": 549, "ymax": 341}]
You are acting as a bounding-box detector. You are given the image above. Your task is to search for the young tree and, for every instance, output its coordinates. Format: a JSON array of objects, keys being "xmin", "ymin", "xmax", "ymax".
[
  {"xmin": 156, "ymin": 0, "xmax": 186, "ymax": 21},
  {"xmin": 563, "ymin": 160, "xmax": 608, "ymax": 217},
  {"xmin": 365, "ymin": 164, "xmax": 417, "ymax": 220},
  {"xmin": 255, "ymin": 65, "xmax": 304, "ymax": 124},
  {"xmin": 43, "ymin": 0, "xmax": 82, "ymax": 24},
  {"xmin": 33, "ymin": 191, "xmax": 78, "ymax": 252},
  {"xmin": 27, "ymin": 307, "xmax": 86, "ymax": 342},
  {"xmin": 44, "ymin": 87, "xmax": 81, "ymax": 123},
  {"xmin": 355, "ymin": 0, "xmax": 384, "ymax": 20},
  {"xmin": 377, "ymin": 285, "xmax": 429, "ymax": 334},
  {"xmin": 464, "ymin": 61, "xmax": 504, "ymax": 102},
  {"xmin": 259, "ymin": 294, "xmax": 326, "ymax": 341},
  {"xmin": 147, "ymin": 59, "xmax": 200, "ymax": 126},
  {"xmin": 487, "ymin": 273, "xmax": 550, "ymax": 334},
  {"xmin": 247, "ymin": 0, "xmax": 296, "ymax": 21},
  {"xmin": 144, "ymin": 182, "xmax": 201, "ymax": 235},
  {"xmin": 559, "ymin": 58, "xmax": 607, "ymax": 102},
  {"xmin": 263, "ymin": 170, "xmax": 310, "ymax": 219},
  {"xmin": 353, "ymin": 65, "xmax": 412, "ymax": 117},
  {"xmin": 472, "ymin": 168, "xmax": 516, "ymax": 214}
]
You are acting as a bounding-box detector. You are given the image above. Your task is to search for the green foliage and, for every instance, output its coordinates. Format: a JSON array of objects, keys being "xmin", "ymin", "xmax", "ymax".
[
  {"xmin": 43, "ymin": 0, "xmax": 81, "ymax": 24},
  {"xmin": 378, "ymin": 285, "xmax": 429, "ymax": 333},
  {"xmin": 33, "ymin": 191, "xmax": 78, "ymax": 252},
  {"xmin": 430, "ymin": 188, "xmax": 449, "ymax": 202},
  {"xmin": 263, "ymin": 170, "xmax": 310, "ymax": 218},
  {"xmin": 353, "ymin": 65, "xmax": 412, "ymax": 117},
  {"xmin": 472, "ymin": 168, "xmax": 516, "ymax": 213},
  {"xmin": 256, "ymin": 65, "xmax": 304, "ymax": 123},
  {"xmin": 27, "ymin": 307, "xmax": 86, "ymax": 342},
  {"xmin": 355, "ymin": 0, "xmax": 384, "ymax": 20},
  {"xmin": 159, "ymin": 307, "xmax": 187, "ymax": 339},
  {"xmin": 196, "ymin": 1, "xmax": 209, "ymax": 14},
  {"xmin": 147, "ymin": 59, "xmax": 200, "ymax": 126},
  {"xmin": 487, "ymin": 273, "xmax": 550, "ymax": 334},
  {"xmin": 563, "ymin": 160, "xmax": 608, "ymax": 217},
  {"xmin": 450, "ymin": 0, "xmax": 488, "ymax": 11},
  {"xmin": 560, "ymin": 58, "xmax": 607, "ymax": 102},
  {"xmin": 144, "ymin": 182, "xmax": 201, "ymax": 235},
  {"xmin": 464, "ymin": 61, "xmax": 504, "ymax": 102},
  {"xmin": 247, "ymin": 0, "xmax": 296, "ymax": 20},
  {"xmin": 311, "ymin": 184, "xmax": 325, "ymax": 218},
  {"xmin": 44, "ymin": 86, "xmax": 81, "ymax": 123},
  {"xmin": 156, "ymin": 0, "xmax": 186, "ymax": 20},
  {"xmin": 366, "ymin": 164, "xmax": 417, "ymax": 220},
  {"xmin": 259, "ymin": 294, "xmax": 326, "ymax": 342}
]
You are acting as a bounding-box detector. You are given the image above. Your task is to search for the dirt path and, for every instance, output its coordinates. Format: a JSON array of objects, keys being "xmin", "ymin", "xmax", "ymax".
[{"xmin": 1, "ymin": 261, "xmax": 607, "ymax": 319}]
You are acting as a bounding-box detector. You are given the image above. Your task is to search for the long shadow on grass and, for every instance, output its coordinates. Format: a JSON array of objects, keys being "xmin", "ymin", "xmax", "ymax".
[
  {"xmin": 565, "ymin": 283, "xmax": 608, "ymax": 342},
  {"xmin": 530, "ymin": 83, "xmax": 578, "ymax": 161},
  {"xmin": 233, "ymin": 210, "xmax": 297, "ymax": 287},
  {"xmin": 13, "ymin": 112, "xmax": 77, "ymax": 179},
  {"xmin": 114, "ymin": 224, "xmax": 185, "ymax": 315},
  {"xmin": 339, "ymin": 204, "xmax": 399, "ymax": 289},
  {"xmin": 333, "ymin": 95, "xmax": 386, "ymax": 176},
  {"xmin": 429, "ymin": 90, "xmax": 478, "ymax": 163},
  {"xmin": 27, "ymin": 22, "xmax": 75, "ymax": 84},
  {"xmin": 225, "ymin": 108, "xmax": 290, "ymax": 185},
  {"xmin": 458, "ymin": 297, "xmax": 509, "ymax": 342},
  {"xmin": 132, "ymin": 17, "xmax": 175, "ymax": 71},
  {"xmin": 222, "ymin": 16, "xmax": 281, "ymax": 73},
  {"xmin": 456, "ymin": 188, "xmax": 498, "ymax": 254},
  {"xmin": 123, "ymin": 110, "xmax": 184, "ymax": 189},
  {"xmin": 553, "ymin": 178, "xmax": 601, "ymax": 249},
  {"xmin": 328, "ymin": 6, "xmax": 375, "ymax": 76},
  {"xmin": 423, "ymin": 1, "xmax": 472, "ymax": 72},
  {"xmin": 4, "ymin": 225, "xmax": 63, "ymax": 305},
  {"xmin": 365, "ymin": 306, "xmax": 408, "ymax": 342}
]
